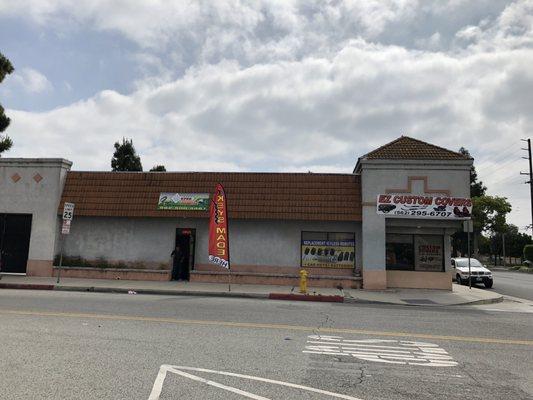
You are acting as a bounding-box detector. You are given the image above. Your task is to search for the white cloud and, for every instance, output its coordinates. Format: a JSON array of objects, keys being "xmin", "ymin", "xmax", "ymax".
[
  {"xmin": 2, "ymin": 0, "xmax": 532, "ymax": 231},
  {"xmin": 9, "ymin": 68, "xmax": 52, "ymax": 94}
]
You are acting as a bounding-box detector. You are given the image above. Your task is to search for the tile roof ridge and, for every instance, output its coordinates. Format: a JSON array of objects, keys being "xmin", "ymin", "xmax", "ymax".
[
  {"xmin": 67, "ymin": 170, "xmax": 357, "ymax": 176},
  {"xmin": 361, "ymin": 135, "xmax": 470, "ymax": 160}
]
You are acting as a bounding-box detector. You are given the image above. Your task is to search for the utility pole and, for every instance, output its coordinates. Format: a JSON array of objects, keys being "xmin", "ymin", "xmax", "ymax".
[
  {"xmin": 521, "ymin": 138, "xmax": 533, "ymax": 232},
  {"xmin": 502, "ymin": 233, "xmax": 506, "ymax": 268}
]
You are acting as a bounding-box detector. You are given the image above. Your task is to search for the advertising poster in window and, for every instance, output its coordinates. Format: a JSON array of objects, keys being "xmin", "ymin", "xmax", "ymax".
[
  {"xmin": 301, "ymin": 240, "xmax": 355, "ymax": 269},
  {"xmin": 415, "ymin": 235, "xmax": 443, "ymax": 271}
]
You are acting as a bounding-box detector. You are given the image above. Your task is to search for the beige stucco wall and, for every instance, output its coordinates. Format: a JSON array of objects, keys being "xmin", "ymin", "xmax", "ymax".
[
  {"xmin": 0, "ymin": 158, "xmax": 72, "ymax": 276},
  {"xmin": 358, "ymin": 158, "xmax": 472, "ymax": 290},
  {"xmin": 387, "ymin": 270, "xmax": 453, "ymax": 289}
]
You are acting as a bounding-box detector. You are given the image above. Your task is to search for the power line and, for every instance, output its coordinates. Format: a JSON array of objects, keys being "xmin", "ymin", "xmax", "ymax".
[
  {"xmin": 474, "ymin": 144, "xmax": 520, "ymax": 168},
  {"xmin": 476, "ymin": 150, "xmax": 519, "ymax": 169},
  {"xmin": 477, "ymin": 158, "xmax": 523, "ymax": 180},
  {"xmin": 489, "ymin": 174, "xmax": 523, "ymax": 188}
]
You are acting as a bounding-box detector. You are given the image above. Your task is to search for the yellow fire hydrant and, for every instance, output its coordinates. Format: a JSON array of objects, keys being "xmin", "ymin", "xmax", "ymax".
[{"xmin": 299, "ymin": 269, "xmax": 308, "ymax": 294}]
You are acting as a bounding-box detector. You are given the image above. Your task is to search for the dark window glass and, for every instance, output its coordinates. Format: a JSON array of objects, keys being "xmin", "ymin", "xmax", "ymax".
[{"xmin": 386, "ymin": 234, "xmax": 414, "ymax": 271}]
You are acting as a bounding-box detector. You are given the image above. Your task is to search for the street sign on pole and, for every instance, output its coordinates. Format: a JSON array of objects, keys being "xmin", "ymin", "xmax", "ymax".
[
  {"xmin": 62, "ymin": 202, "xmax": 75, "ymax": 221},
  {"xmin": 58, "ymin": 202, "xmax": 75, "ymax": 283},
  {"xmin": 463, "ymin": 219, "xmax": 473, "ymax": 289},
  {"xmin": 463, "ymin": 220, "xmax": 473, "ymax": 233},
  {"xmin": 61, "ymin": 219, "xmax": 71, "ymax": 235}
]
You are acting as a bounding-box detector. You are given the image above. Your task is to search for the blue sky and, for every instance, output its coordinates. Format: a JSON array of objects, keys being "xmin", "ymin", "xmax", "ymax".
[{"xmin": 0, "ymin": 0, "xmax": 532, "ymax": 230}]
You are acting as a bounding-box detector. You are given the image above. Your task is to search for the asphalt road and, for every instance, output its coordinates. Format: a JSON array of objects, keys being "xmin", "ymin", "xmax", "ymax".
[
  {"xmin": 488, "ymin": 270, "xmax": 533, "ymax": 301},
  {"xmin": 0, "ymin": 289, "xmax": 532, "ymax": 400}
]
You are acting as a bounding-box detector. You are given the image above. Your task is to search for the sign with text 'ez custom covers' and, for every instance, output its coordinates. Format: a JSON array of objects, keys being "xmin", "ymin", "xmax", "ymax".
[
  {"xmin": 376, "ymin": 194, "xmax": 472, "ymax": 220},
  {"xmin": 157, "ymin": 193, "xmax": 209, "ymax": 210},
  {"xmin": 208, "ymin": 183, "xmax": 230, "ymax": 269}
]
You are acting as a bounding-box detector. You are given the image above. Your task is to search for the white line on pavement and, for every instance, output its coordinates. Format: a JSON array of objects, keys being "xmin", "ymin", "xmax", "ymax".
[{"xmin": 148, "ymin": 365, "xmax": 364, "ymax": 400}]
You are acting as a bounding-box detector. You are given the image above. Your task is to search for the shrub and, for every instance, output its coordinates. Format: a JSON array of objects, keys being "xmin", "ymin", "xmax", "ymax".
[{"xmin": 523, "ymin": 245, "xmax": 533, "ymax": 263}]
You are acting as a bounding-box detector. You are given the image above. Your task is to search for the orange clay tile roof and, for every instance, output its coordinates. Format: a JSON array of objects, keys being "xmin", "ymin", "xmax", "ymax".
[
  {"xmin": 59, "ymin": 171, "xmax": 362, "ymax": 221},
  {"xmin": 361, "ymin": 136, "xmax": 470, "ymax": 161}
]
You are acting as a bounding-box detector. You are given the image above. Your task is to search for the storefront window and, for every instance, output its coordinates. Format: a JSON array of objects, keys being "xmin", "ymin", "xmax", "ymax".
[
  {"xmin": 386, "ymin": 234, "xmax": 444, "ymax": 272},
  {"xmin": 301, "ymin": 231, "xmax": 355, "ymax": 269},
  {"xmin": 414, "ymin": 235, "xmax": 444, "ymax": 272},
  {"xmin": 386, "ymin": 234, "xmax": 414, "ymax": 270}
]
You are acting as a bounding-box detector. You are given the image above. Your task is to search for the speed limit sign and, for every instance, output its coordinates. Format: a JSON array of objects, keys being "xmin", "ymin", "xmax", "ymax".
[{"xmin": 63, "ymin": 202, "xmax": 75, "ymax": 221}]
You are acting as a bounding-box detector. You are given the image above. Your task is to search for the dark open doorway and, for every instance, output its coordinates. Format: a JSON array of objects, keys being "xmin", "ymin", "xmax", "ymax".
[
  {"xmin": 0, "ymin": 214, "xmax": 32, "ymax": 274},
  {"xmin": 173, "ymin": 228, "xmax": 196, "ymax": 281}
]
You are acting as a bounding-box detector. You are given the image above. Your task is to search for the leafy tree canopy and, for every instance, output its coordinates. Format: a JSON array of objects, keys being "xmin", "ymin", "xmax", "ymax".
[
  {"xmin": 150, "ymin": 165, "xmax": 166, "ymax": 172},
  {"xmin": 472, "ymin": 195, "xmax": 512, "ymax": 235},
  {"xmin": 111, "ymin": 138, "xmax": 143, "ymax": 171},
  {"xmin": 0, "ymin": 52, "xmax": 14, "ymax": 155},
  {"xmin": 459, "ymin": 147, "xmax": 486, "ymax": 197}
]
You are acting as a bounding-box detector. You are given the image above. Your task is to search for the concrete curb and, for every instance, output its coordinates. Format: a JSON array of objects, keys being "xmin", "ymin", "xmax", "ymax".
[
  {"xmin": 269, "ymin": 293, "xmax": 344, "ymax": 303},
  {"xmin": 0, "ymin": 282, "xmax": 503, "ymax": 306},
  {"xmin": 0, "ymin": 283, "xmax": 54, "ymax": 291},
  {"xmin": 456, "ymin": 295, "xmax": 504, "ymax": 306},
  {"xmin": 0, "ymin": 283, "xmax": 342, "ymax": 303},
  {"xmin": 344, "ymin": 294, "xmax": 504, "ymax": 307},
  {"xmin": 54, "ymin": 285, "xmax": 270, "ymax": 299}
]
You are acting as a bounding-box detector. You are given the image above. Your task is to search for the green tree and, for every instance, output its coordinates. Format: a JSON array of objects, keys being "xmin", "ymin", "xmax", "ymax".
[
  {"xmin": 452, "ymin": 147, "xmax": 489, "ymax": 256},
  {"xmin": 458, "ymin": 147, "xmax": 486, "ymax": 197},
  {"xmin": 0, "ymin": 53, "xmax": 14, "ymax": 155},
  {"xmin": 472, "ymin": 196, "xmax": 512, "ymax": 236},
  {"xmin": 111, "ymin": 138, "xmax": 143, "ymax": 171},
  {"xmin": 150, "ymin": 165, "xmax": 166, "ymax": 172},
  {"xmin": 492, "ymin": 224, "xmax": 532, "ymax": 259}
]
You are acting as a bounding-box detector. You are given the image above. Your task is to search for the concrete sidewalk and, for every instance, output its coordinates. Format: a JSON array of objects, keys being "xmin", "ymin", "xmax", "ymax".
[{"xmin": 0, "ymin": 275, "xmax": 502, "ymax": 306}]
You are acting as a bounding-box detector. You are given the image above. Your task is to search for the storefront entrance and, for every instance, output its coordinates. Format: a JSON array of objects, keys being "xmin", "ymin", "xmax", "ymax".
[
  {"xmin": 173, "ymin": 228, "xmax": 196, "ymax": 281},
  {"xmin": 0, "ymin": 214, "xmax": 32, "ymax": 274}
]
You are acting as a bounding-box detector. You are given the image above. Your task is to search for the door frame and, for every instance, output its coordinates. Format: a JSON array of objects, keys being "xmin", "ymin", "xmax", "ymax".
[
  {"xmin": 175, "ymin": 228, "xmax": 196, "ymax": 273},
  {"xmin": 0, "ymin": 213, "xmax": 33, "ymax": 275}
]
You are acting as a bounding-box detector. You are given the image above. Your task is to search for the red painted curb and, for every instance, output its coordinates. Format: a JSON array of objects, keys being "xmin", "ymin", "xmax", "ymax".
[
  {"xmin": 0, "ymin": 283, "xmax": 54, "ymax": 290},
  {"xmin": 268, "ymin": 293, "xmax": 344, "ymax": 303}
]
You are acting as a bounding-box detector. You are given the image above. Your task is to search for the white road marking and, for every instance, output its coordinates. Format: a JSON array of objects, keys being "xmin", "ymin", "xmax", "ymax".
[
  {"xmin": 166, "ymin": 368, "xmax": 270, "ymax": 400},
  {"xmin": 148, "ymin": 365, "xmax": 364, "ymax": 400},
  {"xmin": 304, "ymin": 335, "xmax": 458, "ymax": 367}
]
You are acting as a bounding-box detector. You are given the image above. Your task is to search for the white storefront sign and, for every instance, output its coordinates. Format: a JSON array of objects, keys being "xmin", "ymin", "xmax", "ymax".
[{"xmin": 376, "ymin": 194, "xmax": 472, "ymax": 219}]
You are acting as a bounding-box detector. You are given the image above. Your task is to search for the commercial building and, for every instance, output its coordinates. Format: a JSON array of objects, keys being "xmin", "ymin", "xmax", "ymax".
[{"xmin": 0, "ymin": 136, "xmax": 472, "ymax": 290}]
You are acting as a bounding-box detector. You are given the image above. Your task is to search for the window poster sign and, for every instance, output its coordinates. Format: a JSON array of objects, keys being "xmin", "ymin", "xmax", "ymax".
[
  {"xmin": 415, "ymin": 235, "xmax": 443, "ymax": 272},
  {"xmin": 376, "ymin": 194, "xmax": 472, "ymax": 220},
  {"xmin": 157, "ymin": 193, "xmax": 210, "ymax": 210},
  {"xmin": 301, "ymin": 239, "xmax": 355, "ymax": 269}
]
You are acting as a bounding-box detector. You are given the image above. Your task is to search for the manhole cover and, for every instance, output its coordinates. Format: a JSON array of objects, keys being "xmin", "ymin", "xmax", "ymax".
[{"xmin": 401, "ymin": 299, "xmax": 439, "ymax": 305}]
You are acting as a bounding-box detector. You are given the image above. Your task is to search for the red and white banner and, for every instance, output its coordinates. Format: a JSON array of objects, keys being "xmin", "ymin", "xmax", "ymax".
[
  {"xmin": 208, "ymin": 183, "xmax": 230, "ymax": 269},
  {"xmin": 376, "ymin": 194, "xmax": 472, "ymax": 219}
]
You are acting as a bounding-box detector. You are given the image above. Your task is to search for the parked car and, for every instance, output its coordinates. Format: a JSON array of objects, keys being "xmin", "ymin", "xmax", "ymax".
[{"xmin": 451, "ymin": 258, "xmax": 493, "ymax": 288}]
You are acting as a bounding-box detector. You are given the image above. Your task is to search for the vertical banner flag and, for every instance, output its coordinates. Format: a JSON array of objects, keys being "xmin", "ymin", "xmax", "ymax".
[{"xmin": 208, "ymin": 183, "xmax": 230, "ymax": 269}]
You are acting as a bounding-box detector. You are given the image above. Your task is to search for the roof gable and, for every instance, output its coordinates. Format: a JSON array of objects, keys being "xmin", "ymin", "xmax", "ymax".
[{"xmin": 361, "ymin": 136, "xmax": 470, "ymax": 161}]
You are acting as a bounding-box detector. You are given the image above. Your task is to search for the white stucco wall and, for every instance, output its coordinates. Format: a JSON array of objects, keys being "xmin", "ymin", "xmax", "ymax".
[
  {"xmin": 60, "ymin": 216, "xmax": 362, "ymax": 269},
  {"xmin": 359, "ymin": 159, "xmax": 472, "ymax": 289},
  {"xmin": 0, "ymin": 158, "xmax": 72, "ymax": 275}
]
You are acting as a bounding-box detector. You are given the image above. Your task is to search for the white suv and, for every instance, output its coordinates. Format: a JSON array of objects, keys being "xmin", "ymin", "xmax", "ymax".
[{"xmin": 451, "ymin": 258, "xmax": 493, "ymax": 288}]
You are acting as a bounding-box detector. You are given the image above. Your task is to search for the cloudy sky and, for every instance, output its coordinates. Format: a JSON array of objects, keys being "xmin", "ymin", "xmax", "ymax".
[{"xmin": 0, "ymin": 0, "xmax": 531, "ymax": 230}]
